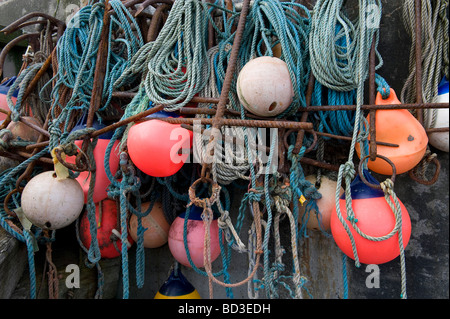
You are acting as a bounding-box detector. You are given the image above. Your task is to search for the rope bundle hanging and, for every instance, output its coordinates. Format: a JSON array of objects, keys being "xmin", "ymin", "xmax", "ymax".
[
  {"xmin": 116, "ymin": 0, "xmax": 210, "ymax": 112},
  {"xmin": 309, "ymin": 0, "xmax": 383, "ymax": 138},
  {"xmin": 45, "ymin": 0, "xmax": 143, "ymax": 149},
  {"xmin": 401, "ymin": 0, "xmax": 449, "ymax": 125}
]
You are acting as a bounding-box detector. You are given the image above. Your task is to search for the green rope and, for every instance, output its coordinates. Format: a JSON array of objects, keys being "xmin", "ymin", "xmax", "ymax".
[{"xmin": 115, "ymin": 0, "xmax": 210, "ymax": 112}]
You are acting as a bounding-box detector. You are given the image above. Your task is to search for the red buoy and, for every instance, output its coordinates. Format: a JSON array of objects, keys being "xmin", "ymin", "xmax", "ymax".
[
  {"xmin": 127, "ymin": 119, "xmax": 192, "ymax": 177},
  {"xmin": 79, "ymin": 199, "xmax": 134, "ymax": 259},
  {"xmin": 66, "ymin": 122, "xmax": 120, "ymax": 203},
  {"xmin": 330, "ymin": 170, "xmax": 411, "ymax": 265}
]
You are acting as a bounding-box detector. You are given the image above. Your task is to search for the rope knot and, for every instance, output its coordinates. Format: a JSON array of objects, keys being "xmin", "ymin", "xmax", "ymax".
[
  {"xmin": 0, "ymin": 129, "xmax": 13, "ymax": 152},
  {"xmin": 380, "ymin": 178, "xmax": 394, "ymax": 195},
  {"xmin": 248, "ymin": 187, "xmax": 263, "ymax": 202},
  {"xmin": 342, "ymin": 161, "xmax": 356, "ymax": 180}
]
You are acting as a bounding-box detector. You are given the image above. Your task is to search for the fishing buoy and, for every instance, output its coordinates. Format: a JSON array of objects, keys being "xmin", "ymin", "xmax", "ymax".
[
  {"xmin": 129, "ymin": 201, "xmax": 170, "ymax": 248},
  {"xmin": 237, "ymin": 56, "xmax": 294, "ymax": 117},
  {"xmin": 0, "ymin": 157, "xmax": 19, "ymax": 173},
  {"xmin": 154, "ymin": 266, "xmax": 201, "ymax": 299},
  {"xmin": 6, "ymin": 116, "xmax": 42, "ymax": 142},
  {"xmin": 330, "ymin": 169, "xmax": 411, "ymax": 265},
  {"xmin": 79, "ymin": 199, "xmax": 133, "ymax": 259},
  {"xmin": 356, "ymin": 89, "xmax": 428, "ymax": 175},
  {"xmin": 168, "ymin": 205, "xmax": 220, "ymax": 268},
  {"xmin": 298, "ymin": 175, "xmax": 344, "ymax": 231},
  {"xmin": 21, "ymin": 171, "xmax": 84, "ymax": 230},
  {"xmin": 66, "ymin": 120, "xmax": 120, "ymax": 204},
  {"xmin": 426, "ymin": 76, "xmax": 449, "ymax": 152},
  {"xmin": 127, "ymin": 118, "xmax": 193, "ymax": 177},
  {"xmin": 0, "ymin": 77, "xmax": 18, "ymax": 122}
]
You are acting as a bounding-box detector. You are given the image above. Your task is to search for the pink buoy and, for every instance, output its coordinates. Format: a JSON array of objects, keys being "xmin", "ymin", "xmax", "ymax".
[
  {"xmin": 66, "ymin": 121, "xmax": 120, "ymax": 204},
  {"xmin": 168, "ymin": 205, "xmax": 220, "ymax": 268},
  {"xmin": 127, "ymin": 117, "xmax": 193, "ymax": 177},
  {"xmin": 0, "ymin": 77, "xmax": 18, "ymax": 122}
]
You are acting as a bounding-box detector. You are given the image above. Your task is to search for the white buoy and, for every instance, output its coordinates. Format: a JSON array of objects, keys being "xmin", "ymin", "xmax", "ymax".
[
  {"xmin": 21, "ymin": 171, "xmax": 84, "ymax": 230},
  {"xmin": 298, "ymin": 175, "xmax": 343, "ymax": 232},
  {"xmin": 237, "ymin": 56, "xmax": 294, "ymax": 117},
  {"xmin": 426, "ymin": 76, "xmax": 449, "ymax": 152}
]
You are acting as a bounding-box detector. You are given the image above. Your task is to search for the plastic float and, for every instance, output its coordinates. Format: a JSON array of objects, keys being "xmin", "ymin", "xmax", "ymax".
[
  {"xmin": 356, "ymin": 89, "xmax": 428, "ymax": 175},
  {"xmin": 237, "ymin": 56, "xmax": 294, "ymax": 117}
]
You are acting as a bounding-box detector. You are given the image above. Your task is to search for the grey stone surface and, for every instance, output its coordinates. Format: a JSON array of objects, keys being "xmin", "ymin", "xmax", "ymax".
[{"xmin": 0, "ymin": 226, "xmax": 27, "ymax": 299}]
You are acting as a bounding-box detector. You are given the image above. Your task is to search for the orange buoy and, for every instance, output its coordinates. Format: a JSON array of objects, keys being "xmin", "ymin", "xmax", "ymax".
[
  {"xmin": 21, "ymin": 171, "xmax": 84, "ymax": 230},
  {"xmin": 6, "ymin": 116, "xmax": 42, "ymax": 142},
  {"xmin": 79, "ymin": 199, "xmax": 133, "ymax": 259},
  {"xmin": 356, "ymin": 89, "xmax": 428, "ymax": 175},
  {"xmin": 237, "ymin": 56, "xmax": 294, "ymax": 117},
  {"xmin": 168, "ymin": 205, "xmax": 220, "ymax": 268},
  {"xmin": 129, "ymin": 201, "xmax": 170, "ymax": 248},
  {"xmin": 330, "ymin": 169, "xmax": 411, "ymax": 265},
  {"xmin": 127, "ymin": 119, "xmax": 193, "ymax": 177},
  {"xmin": 298, "ymin": 175, "xmax": 343, "ymax": 232},
  {"xmin": 66, "ymin": 121, "xmax": 120, "ymax": 204}
]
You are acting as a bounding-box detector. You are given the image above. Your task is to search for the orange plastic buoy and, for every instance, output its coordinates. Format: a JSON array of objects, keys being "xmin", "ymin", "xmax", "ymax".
[
  {"xmin": 129, "ymin": 202, "xmax": 170, "ymax": 248},
  {"xmin": 356, "ymin": 89, "xmax": 428, "ymax": 175},
  {"xmin": 298, "ymin": 175, "xmax": 343, "ymax": 232},
  {"xmin": 66, "ymin": 121, "xmax": 120, "ymax": 204},
  {"xmin": 0, "ymin": 77, "xmax": 17, "ymax": 122},
  {"xmin": 79, "ymin": 199, "xmax": 134, "ymax": 259},
  {"xmin": 237, "ymin": 56, "xmax": 294, "ymax": 117},
  {"xmin": 127, "ymin": 119, "xmax": 193, "ymax": 177},
  {"xmin": 6, "ymin": 116, "xmax": 42, "ymax": 142},
  {"xmin": 330, "ymin": 169, "xmax": 411, "ymax": 265},
  {"xmin": 168, "ymin": 205, "xmax": 221, "ymax": 268}
]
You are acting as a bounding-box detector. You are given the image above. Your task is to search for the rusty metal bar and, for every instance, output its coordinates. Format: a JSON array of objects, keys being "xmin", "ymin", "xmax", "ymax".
[
  {"xmin": 207, "ymin": 0, "xmax": 250, "ymax": 135},
  {"xmin": 293, "ymin": 73, "xmax": 315, "ymax": 154},
  {"xmin": 86, "ymin": 0, "xmax": 111, "ymax": 128},
  {"xmin": 304, "ymin": 102, "xmax": 448, "ymax": 111},
  {"xmin": 0, "ymin": 33, "xmax": 40, "ymax": 77},
  {"xmin": 0, "ymin": 12, "xmax": 65, "ymax": 35},
  {"xmin": 314, "ymin": 131, "xmax": 399, "ymax": 147},
  {"xmin": 368, "ymin": 34, "xmax": 377, "ymax": 161},
  {"xmin": 113, "ymin": 92, "xmax": 448, "ymax": 111},
  {"xmin": 141, "ymin": 116, "xmax": 313, "ymax": 130},
  {"xmin": 21, "ymin": 52, "xmax": 53, "ymax": 103},
  {"xmin": 19, "ymin": 117, "xmax": 50, "ymax": 138},
  {"xmin": 112, "ymin": 91, "xmax": 222, "ymax": 103}
]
